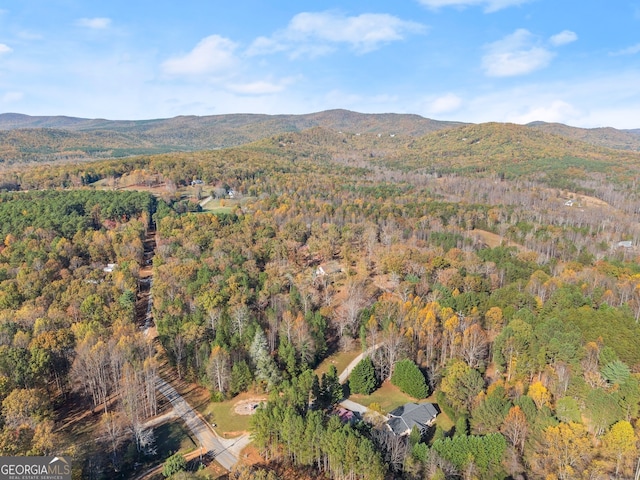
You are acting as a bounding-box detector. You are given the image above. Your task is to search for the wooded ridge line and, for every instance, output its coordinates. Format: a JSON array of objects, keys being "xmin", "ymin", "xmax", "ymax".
[{"xmin": 0, "ymin": 109, "xmax": 639, "ymax": 165}]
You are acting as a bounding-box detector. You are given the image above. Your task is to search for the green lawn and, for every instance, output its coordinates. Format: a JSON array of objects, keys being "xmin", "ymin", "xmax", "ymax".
[
  {"xmin": 154, "ymin": 420, "xmax": 198, "ymax": 458},
  {"xmin": 199, "ymin": 392, "xmax": 264, "ymax": 436},
  {"xmin": 434, "ymin": 410, "xmax": 454, "ymax": 432},
  {"xmin": 315, "ymin": 350, "xmax": 360, "ymax": 378},
  {"xmin": 349, "ymin": 380, "xmax": 417, "ymax": 414},
  {"xmin": 200, "ymin": 196, "xmax": 257, "ymax": 214},
  {"xmin": 201, "ymin": 198, "xmax": 234, "ymax": 213},
  {"xmin": 425, "ymin": 391, "xmax": 454, "ymax": 432}
]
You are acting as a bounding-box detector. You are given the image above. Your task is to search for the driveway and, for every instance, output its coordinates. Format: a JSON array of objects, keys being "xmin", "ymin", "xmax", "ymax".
[
  {"xmin": 337, "ymin": 343, "xmax": 383, "ymax": 415},
  {"xmin": 339, "ymin": 399, "xmax": 369, "ymax": 414},
  {"xmin": 338, "ymin": 343, "xmax": 383, "ymax": 383},
  {"xmin": 156, "ymin": 378, "xmax": 248, "ymax": 470}
]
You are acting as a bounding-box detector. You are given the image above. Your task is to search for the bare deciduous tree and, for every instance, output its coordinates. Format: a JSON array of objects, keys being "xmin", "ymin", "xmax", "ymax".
[
  {"xmin": 207, "ymin": 346, "xmax": 231, "ymax": 394},
  {"xmin": 334, "ymin": 281, "xmax": 369, "ymax": 341},
  {"xmin": 461, "ymin": 324, "xmax": 489, "ymax": 369}
]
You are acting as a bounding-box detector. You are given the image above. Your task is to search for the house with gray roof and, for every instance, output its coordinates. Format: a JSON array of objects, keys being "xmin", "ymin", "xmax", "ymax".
[{"xmin": 387, "ymin": 402, "xmax": 438, "ymax": 436}]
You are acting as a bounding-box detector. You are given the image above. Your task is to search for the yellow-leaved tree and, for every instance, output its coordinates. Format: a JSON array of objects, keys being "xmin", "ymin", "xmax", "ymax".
[
  {"xmin": 533, "ymin": 422, "xmax": 592, "ymax": 480},
  {"xmin": 528, "ymin": 380, "xmax": 551, "ymax": 409},
  {"xmin": 602, "ymin": 420, "xmax": 637, "ymax": 478}
]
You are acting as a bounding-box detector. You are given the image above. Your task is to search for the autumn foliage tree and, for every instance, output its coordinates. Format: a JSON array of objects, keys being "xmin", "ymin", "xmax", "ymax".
[{"xmin": 532, "ymin": 422, "xmax": 593, "ymax": 480}]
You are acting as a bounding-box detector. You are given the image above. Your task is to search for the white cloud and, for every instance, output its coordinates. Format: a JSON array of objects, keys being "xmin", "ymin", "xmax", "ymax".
[
  {"xmin": 0, "ymin": 44, "xmax": 12, "ymax": 54},
  {"xmin": 482, "ymin": 29, "xmax": 554, "ymax": 77},
  {"xmin": 246, "ymin": 36, "xmax": 288, "ymax": 56},
  {"xmin": 428, "ymin": 93, "xmax": 463, "ymax": 114},
  {"xmin": 549, "ymin": 30, "xmax": 577, "ymax": 46},
  {"xmin": 75, "ymin": 17, "xmax": 111, "ymax": 29},
  {"xmin": 227, "ymin": 77, "xmax": 297, "ymax": 95},
  {"xmin": 162, "ymin": 35, "xmax": 239, "ymax": 76},
  {"xmin": 247, "ymin": 11, "xmax": 425, "ymax": 57},
  {"xmin": 507, "ymin": 100, "xmax": 580, "ymax": 124},
  {"xmin": 611, "ymin": 43, "xmax": 640, "ymax": 56},
  {"xmin": 417, "ymin": 0, "xmax": 530, "ymax": 13},
  {"xmin": 453, "ymin": 70, "xmax": 640, "ymax": 129}
]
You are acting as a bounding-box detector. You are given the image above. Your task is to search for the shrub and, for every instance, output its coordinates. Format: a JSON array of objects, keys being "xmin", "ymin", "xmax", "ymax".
[{"xmin": 162, "ymin": 452, "xmax": 187, "ymax": 478}]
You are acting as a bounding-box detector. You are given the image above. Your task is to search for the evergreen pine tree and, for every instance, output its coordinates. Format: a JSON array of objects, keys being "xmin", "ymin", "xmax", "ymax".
[
  {"xmin": 391, "ymin": 358, "xmax": 429, "ymax": 398},
  {"xmin": 349, "ymin": 356, "xmax": 377, "ymax": 395},
  {"xmin": 250, "ymin": 327, "xmax": 281, "ymax": 390}
]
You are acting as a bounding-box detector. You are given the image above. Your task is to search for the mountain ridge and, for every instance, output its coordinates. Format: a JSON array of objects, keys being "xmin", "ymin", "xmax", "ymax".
[
  {"xmin": 0, "ymin": 110, "xmax": 638, "ymax": 165},
  {"xmin": 526, "ymin": 121, "xmax": 640, "ymax": 151}
]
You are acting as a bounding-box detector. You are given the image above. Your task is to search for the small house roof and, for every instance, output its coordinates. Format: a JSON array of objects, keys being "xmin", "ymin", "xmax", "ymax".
[{"xmin": 387, "ymin": 402, "xmax": 438, "ymax": 435}]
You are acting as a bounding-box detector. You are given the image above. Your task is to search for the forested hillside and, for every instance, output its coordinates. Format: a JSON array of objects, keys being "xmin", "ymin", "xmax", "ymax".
[
  {"xmin": 2, "ymin": 110, "xmax": 640, "ymax": 165},
  {"xmin": 0, "ymin": 121, "xmax": 639, "ymax": 479},
  {"xmin": 527, "ymin": 121, "xmax": 640, "ymax": 151},
  {"xmin": 0, "ymin": 110, "xmax": 461, "ymax": 164}
]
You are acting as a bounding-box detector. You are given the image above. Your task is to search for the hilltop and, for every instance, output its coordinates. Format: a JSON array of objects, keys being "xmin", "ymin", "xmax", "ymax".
[
  {"xmin": 254, "ymin": 122, "xmax": 640, "ymax": 187},
  {"xmin": 527, "ymin": 121, "xmax": 640, "ymax": 151}
]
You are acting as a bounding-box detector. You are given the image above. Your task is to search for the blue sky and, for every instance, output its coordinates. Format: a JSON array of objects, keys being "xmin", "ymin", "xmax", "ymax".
[{"xmin": 0, "ymin": 1, "xmax": 639, "ymax": 128}]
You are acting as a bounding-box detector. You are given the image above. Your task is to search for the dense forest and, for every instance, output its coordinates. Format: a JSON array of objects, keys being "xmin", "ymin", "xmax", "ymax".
[{"xmin": 0, "ymin": 119, "xmax": 639, "ymax": 479}]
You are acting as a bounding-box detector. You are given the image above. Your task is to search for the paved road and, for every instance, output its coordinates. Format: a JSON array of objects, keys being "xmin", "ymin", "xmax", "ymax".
[
  {"xmin": 338, "ymin": 343, "xmax": 383, "ymax": 384},
  {"xmin": 156, "ymin": 378, "xmax": 248, "ymax": 470}
]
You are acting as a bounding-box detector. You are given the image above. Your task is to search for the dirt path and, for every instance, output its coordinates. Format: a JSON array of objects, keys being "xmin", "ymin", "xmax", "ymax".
[
  {"xmin": 471, "ymin": 229, "xmax": 531, "ymax": 252},
  {"xmin": 141, "ymin": 408, "xmax": 178, "ymax": 429},
  {"xmin": 199, "ymin": 195, "xmax": 213, "ymax": 208}
]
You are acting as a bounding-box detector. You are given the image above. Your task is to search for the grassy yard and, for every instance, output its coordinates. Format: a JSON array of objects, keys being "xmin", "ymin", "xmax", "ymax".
[
  {"xmin": 154, "ymin": 420, "xmax": 198, "ymax": 458},
  {"xmin": 200, "ymin": 392, "xmax": 265, "ymax": 437},
  {"xmin": 200, "ymin": 196, "xmax": 257, "ymax": 213},
  {"xmin": 314, "ymin": 349, "xmax": 361, "ymax": 377},
  {"xmin": 349, "ymin": 380, "xmax": 417, "ymax": 414},
  {"xmin": 434, "ymin": 410, "xmax": 454, "ymax": 432},
  {"xmin": 201, "ymin": 198, "xmax": 235, "ymax": 213},
  {"xmin": 425, "ymin": 391, "xmax": 455, "ymax": 432}
]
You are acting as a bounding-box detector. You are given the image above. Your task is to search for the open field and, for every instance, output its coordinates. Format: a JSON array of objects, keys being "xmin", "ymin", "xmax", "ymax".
[
  {"xmin": 471, "ymin": 229, "xmax": 526, "ymax": 250},
  {"xmin": 200, "ymin": 392, "xmax": 267, "ymax": 436},
  {"xmin": 314, "ymin": 349, "xmax": 361, "ymax": 378},
  {"xmin": 349, "ymin": 380, "xmax": 416, "ymax": 414},
  {"xmin": 200, "ymin": 197, "xmax": 237, "ymax": 213}
]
